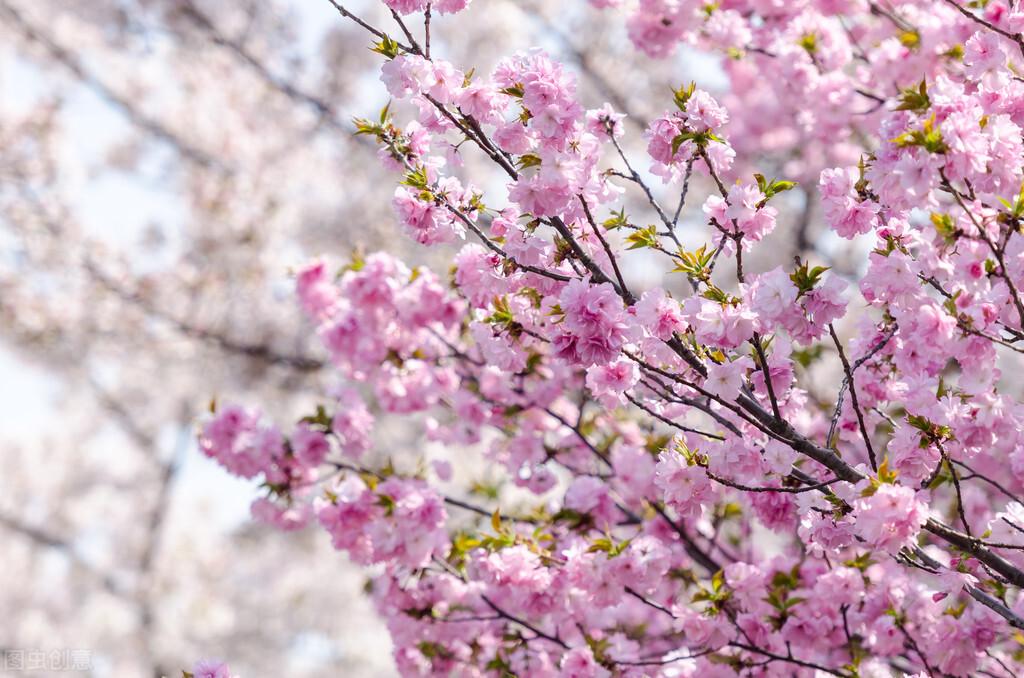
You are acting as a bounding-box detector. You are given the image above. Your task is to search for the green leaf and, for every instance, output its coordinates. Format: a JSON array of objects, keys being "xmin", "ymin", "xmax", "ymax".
[
  {"xmin": 672, "ymin": 130, "xmax": 723, "ymax": 155},
  {"xmin": 353, "ymin": 117, "xmax": 384, "ymax": 138},
  {"xmin": 417, "ymin": 641, "xmax": 451, "ymax": 660},
  {"xmin": 469, "ymin": 480, "xmax": 500, "ymax": 500},
  {"xmin": 517, "ymin": 154, "xmax": 542, "ymax": 170},
  {"xmin": 603, "ymin": 207, "xmax": 629, "ymax": 230},
  {"xmin": 299, "ymin": 404, "xmax": 333, "ymax": 429},
  {"xmin": 907, "ymin": 414, "xmax": 954, "ymax": 442},
  {"xmin": 370, "ymin": 35, "xmax": 402, "ymax": 59},
  {"xmin": 485, "ymin": 654, "xmax": 511, "ymax": 672},
  {"xmin": 843, "ymin": 552, "xmax": 875, "ymax": 572},
  {"xmin": 899, "ymin": 29, "xmax": 921, "ymax": 50},
  {"xmin": 448, "ymin": 532, "xmax": 483, "ymax": 562},
  {"xmin": 770, "ymin": 567, "xmax": 800, "ymax": 591},
  {"xmin": 769, "ymin": 179, "xmax": 797, "ymax": 195},
  {"xmin": 799, "ymin": 33, "xmax": 817, "ymax": 54},
  {"xmin": 402, "ymin": 165, "xmax": 431, "ymax": 191},
  {"xmin": 625, "ymin": 225, "xmax": 659, "ymax": 250},
  {"xmin": 754, "ymin": 173, "xmax": 769, "ymax": 194},
  {"xmin": 1001, "ymin": 180, "xmax": 1024, "ymax": 218},
  {"xmin": 895, "ymin": 79, "xmax": 930, "ymax": 113},
  {"xmin": 943, "ymin": 600, "xmax": 967, "ymax": 618},
  {"xmin": 466, "ymin": 192, "xmax": 486, "ymax": 214},
  {"xmin": 485, "ymin": 295, "xmax": 515, "ymax": 326},
  {"xmin": 672, "ymin": 81, "xmax": 697, "ymax": 111},
  {"xmin": 855, "ymin": 154, "xmax": 870, "ymax": 194},
  {"xmin": 644, "ymin": 433, "xmax": 673, "ymax": 455},
  {"xmin": 706, "ymin": 652, "xmax": 743, "ymax": 668},
  {"xmin": 701, "ymin": 285, "xmax": 738, "ymax": 305},
  {"xmin": 790, "ymin": 258, "xmax": 830, "ymax": 297},
  {"xmin": 701, "ymin": 3, "xmax": 720, "ymax": 17},
  {"xmin": 754, "ymin": 173, "xmax": 797, "ymax": 201},
  {"xmin": 792, "ymin": 344, "xmax": 824, "ymax": 368},
  {"xmin": 377, "ymin": 493, "xmax": 396, "ymax": 516},
  {"xmin": 672, "ymin": 244, "xmax": 716, "ymax": 281},
  {"xmin": 515, "ymin": 287, "xmax": 541, "ymax": 310},
  {"xmin": 930, "ymin": 212, "xmax": 957, "ymax": 244},
  {"xmin": 891, "ymin": 114, "xmax": 947, "ymax": 153},
  {"xmin": 877, "ymin": 457, "xmax": 899, "ymax": 484}
]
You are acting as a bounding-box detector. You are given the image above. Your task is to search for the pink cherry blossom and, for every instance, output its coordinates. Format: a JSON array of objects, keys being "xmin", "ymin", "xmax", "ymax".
[{"xmin": 853, "ymin": 483, "xmax": 928, "ymax": 554}]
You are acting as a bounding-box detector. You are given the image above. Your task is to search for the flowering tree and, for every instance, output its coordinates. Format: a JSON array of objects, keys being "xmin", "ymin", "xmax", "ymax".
[
  {"xmin": 191, "ymin": 0, "xmax": 1024, "ymax": 675},
  {"xmin": 2, "ymin": 1, "xmax": 667, "ymax": 675}
]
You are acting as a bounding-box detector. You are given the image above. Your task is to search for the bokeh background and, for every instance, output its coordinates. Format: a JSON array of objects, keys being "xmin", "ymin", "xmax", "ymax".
[{"xmin": 0, "ymin": 1, "xmax": 849, "ymax": 675}]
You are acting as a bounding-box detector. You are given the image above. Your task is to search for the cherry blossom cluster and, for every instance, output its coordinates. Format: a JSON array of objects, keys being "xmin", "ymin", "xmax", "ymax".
[{"xmin": 193, "ymin": 0, "xmax": 1024, "ymax": 675}]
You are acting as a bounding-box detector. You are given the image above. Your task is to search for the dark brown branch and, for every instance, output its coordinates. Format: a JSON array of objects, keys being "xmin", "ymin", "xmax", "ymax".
[{"xmin": 828, "ymin": 324, "xmax": 881, "ymax": 470}]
